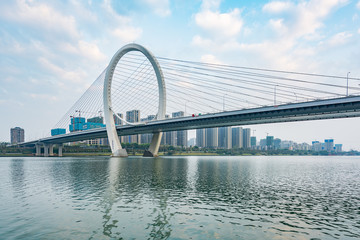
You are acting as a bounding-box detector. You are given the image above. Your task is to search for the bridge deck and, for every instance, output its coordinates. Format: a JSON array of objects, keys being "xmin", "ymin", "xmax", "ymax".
[{"xmin": 18, "ymin": 96, "xmax": 360, "ymax": 146}]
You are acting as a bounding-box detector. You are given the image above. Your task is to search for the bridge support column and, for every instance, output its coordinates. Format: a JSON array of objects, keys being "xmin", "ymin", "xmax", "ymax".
[
  {"xmin": 112, "ymin": 148, "xmax": 128, "ymax": 157},
  {"xmin": 58, "ymin": 145, "xmax": 63, "ymax": 157},
  {"xmin": 35, "ymin": 144, "xmax": 41, "ymax": 156},
  {"xmin": 44, "ymin": 144, "xmax": 49, "ymax": 157},
  {"xmin": 49, "ymin": 144, "xmax": 54, "ymax": 156},
  {"xmin": 144, "ymin": 132, "xmax": 163, "ymax": 157}
]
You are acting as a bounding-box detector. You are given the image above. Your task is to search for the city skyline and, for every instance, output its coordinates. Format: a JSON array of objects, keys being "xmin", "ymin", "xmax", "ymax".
[
  {"xmin": 1, "ymin": 1, "xmax": 360, "ymax": 150},
  {"xmin": 3, "ymin": 107, "xmax": 350, "ymax": 151}
]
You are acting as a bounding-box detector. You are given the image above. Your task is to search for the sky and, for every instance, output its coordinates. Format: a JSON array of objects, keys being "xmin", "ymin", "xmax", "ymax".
[{"xmin": 1, "ymin": 0, "xmax": 360, "ymax": 150}]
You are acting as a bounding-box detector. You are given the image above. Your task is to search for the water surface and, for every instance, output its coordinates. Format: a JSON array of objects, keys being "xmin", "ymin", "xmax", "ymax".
[{"xmin": 0, "ymin": 156, "xmax": 359, "ymax": 239}]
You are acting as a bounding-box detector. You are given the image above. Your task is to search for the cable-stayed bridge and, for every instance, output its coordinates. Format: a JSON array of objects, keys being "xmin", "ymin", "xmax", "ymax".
[{"xmin": 18, "ymin": 44, "xmax": 360, "ymax": 157}]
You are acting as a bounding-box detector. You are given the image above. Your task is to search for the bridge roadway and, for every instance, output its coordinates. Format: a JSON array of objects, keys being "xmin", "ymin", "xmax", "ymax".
[{"xmin": 19, "ymin": 95, "xmax": 360, "ymax": 147}]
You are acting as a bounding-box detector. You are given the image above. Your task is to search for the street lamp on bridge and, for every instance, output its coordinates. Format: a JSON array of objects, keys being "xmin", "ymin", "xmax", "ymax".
[{"xmin": 347, "ymin": 72, "xmax": 350, "ymax": 96}]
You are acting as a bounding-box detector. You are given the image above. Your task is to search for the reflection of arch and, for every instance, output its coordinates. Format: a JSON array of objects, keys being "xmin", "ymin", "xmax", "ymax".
[{"xmin": 103, "ymin": 43, "xmax": 166, "ymax": 157}]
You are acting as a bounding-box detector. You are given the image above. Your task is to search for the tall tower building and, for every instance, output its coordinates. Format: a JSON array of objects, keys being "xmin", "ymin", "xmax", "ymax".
[
  {"xmin": 172, "ymin": 111, "xmax": 187, "ymax": 147},
  {"xmin": 312, "ymin": 141, "xmax": 321, "ymax": 151},
  {"xmin": 242, "ymin": 128, "xmax": 251, "ymax": 149},
  {"xmin": 126, "ymin": 110, "xmax": 140, "ymax": 144},
  {"xmin": 113, "ymin": 113, "xmax": 124, "ymax": 125},
  {"xmin": 196, "ymin": 128, "xmax": 206, "ymax": 147},
  {"xmin": 205, "ymin": 128, "xmax": 218, "ymax": 148},
  {"xmin": 250, "ymin": 136, "xmax": 257, "ymax": 149},
  {"xmin": 266, "ymin": 136, "xmax": 274, "ymax": 150},
  {"xmin": 218, "ymin": 127, "xmax": 232, "ymax": 149},
  {"xmin": 324, "ymin": 139, "xmax": 334, "ymax": 152},
  {"xmin": 126, "ymin": 110, "xmax": 140, "ymax": 123},
  {"xmin": 232, "ymin": 127, "xmax": 243, "ymax": 148},
  {"xmin": 274, "ymin": 138, "xmax": 281, "ymax": 149},
  {"xmin": 161, "ymin": 115, "xmax": 170, "ymax": 145},
  {"xmin": 10, "ymin": 127, "xmax": 25, "ymax": 144},
  {"xmin": 140, "ymin": 115, "xmax": 156, "ymax": 144}
]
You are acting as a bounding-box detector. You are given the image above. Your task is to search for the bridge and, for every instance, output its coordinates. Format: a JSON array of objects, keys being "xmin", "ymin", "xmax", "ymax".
[{"xmin": 17, "ymin": 43, "xmax": 360, "ymax": 157}]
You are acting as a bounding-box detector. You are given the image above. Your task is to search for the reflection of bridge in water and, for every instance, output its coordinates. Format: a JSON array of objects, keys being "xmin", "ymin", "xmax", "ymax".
[
  {"xmin": 7, "ymin": 156, "xmax": 359, "ymax": 239},
  {"xmin": 17, "ymin": 43, "xmax": 360, "ymax": 157}
]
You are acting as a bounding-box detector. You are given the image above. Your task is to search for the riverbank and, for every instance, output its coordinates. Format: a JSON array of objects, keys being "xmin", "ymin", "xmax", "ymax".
[{"xmin": 1, "ymin": 151, "xmax": 358, "ymax": 157}]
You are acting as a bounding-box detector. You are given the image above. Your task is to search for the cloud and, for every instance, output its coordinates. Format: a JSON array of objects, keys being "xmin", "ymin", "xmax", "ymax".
[
  {"xmin": 38, "ymin": 57, "xmax": 87, "ymax": 85},
  {"xmin": 112, "ymin": 27, "xmax": 143, "ymax": 42},
  {"xmin": 29, "ymin": 93, "xmax": 58, "ymax": 102},
  {"xmin": 192, "ymin": 1, "xmax": 243, "ymax": 51},
  {"xmin": 0, "ymin": 0, "xmax": 79, "ymax": 40},
  {"xmin": 0, "ymin": 99, "xmax": 24, "ymax": 107},
  {"xmin": 201, "ymin": 54, "xmax": 222, "ymax": 64},
  {"xmin": 100, "ymin": 0, "xmax": 143, "ymax": 43},
  {"xmin": 263, "ymin": 0, "xmax": 348, "ymax": 41},
  {"xmin": 195, "ymin": 8, "xmax": 243, "ymax": 38},
  {"xmin": 78, "ymin": 40, "xmax": 106, "ymax": 62},
  {"xmin": 192, "ymin": 35, "xmax": 213, "ymax": 48},
  {"xmin": 327, "ymin": 32, "xmax": 353, "ymax": 46},
  {"xmin": 201, "ymin": 0, "xmax": 221, "ymax": 10},
  {"xmin": 224, "ymin": 0, "xmax": 349, "ymax": 70},
  {"xmin": 58, "ymin": 40, "xmax": 106, "ymax": 62},
  {"xmin": 263, "ymin": 1, "xmax": 293, "ymax": 14},
  {"xmin": 0, "ymin": 88, "xmax": 8, "ymax": 94},
  {"xmin": 268, "ymin": 18, "xmax": 287, "ymax": 35},
  {"xmin": 143, "ymin": 0, "xmax": 171, "ymax": 17},
  {"xmin": 357, "ymin": 1, "xmax": 360, "ymax": 9}
]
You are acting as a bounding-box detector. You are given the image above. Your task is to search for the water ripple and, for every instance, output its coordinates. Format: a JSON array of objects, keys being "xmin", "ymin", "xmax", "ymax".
[{"xmin": 0, "ymin": 156, "xmax": 359, "ymax": 239}]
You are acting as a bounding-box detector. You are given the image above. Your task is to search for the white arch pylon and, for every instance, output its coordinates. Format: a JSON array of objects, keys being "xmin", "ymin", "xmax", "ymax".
[{"xmin": 103, "ymin": 43, "xmax": 166, "ymax": 157}]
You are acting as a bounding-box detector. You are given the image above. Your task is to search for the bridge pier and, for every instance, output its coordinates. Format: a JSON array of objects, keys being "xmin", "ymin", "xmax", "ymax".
[
  {"xmin": 58, "ymin": 144, "xmax": 63, "ymax": 157},
  {"xmin": 35, "ymin": 144, "xmax": 41, "ymax": 156},
  {"xmin": 44, "ymin": 144, "xmax": 49, "ymax": 157},
  {"xmin": 112, "ymin": 148, "xmax": 128, "ymax": 157},
  {"xmin": 143, "ymin": 132, "xmax": 163, "ymax": 157},
  {"xmin": 49, "ymin": 144, "xmax": 54, "ymax": 156}
]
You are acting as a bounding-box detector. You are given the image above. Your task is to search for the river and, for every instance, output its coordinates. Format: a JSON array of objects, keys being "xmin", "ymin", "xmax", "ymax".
[{"xmin": 0, "ymin": 156, "xmax": 359, "ymax": 239}]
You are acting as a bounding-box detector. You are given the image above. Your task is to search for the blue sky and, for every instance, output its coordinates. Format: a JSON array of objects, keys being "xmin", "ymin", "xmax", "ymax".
[{"xmin": 1, "ymin": 0, "xmax": 360, "ymax": 149}]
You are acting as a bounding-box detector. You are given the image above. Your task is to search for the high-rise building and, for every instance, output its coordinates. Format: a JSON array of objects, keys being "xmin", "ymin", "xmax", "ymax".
[
  {"xmin": 205, "ymin": 128, "xmax": 218, "ymax": 148},
  {"xmin": 324, "ymin": 139, "xmax": 334, "ymax": 152},
  {"xmin": 260, "ymin": 139, "xmax": 267, "ymax": 149},
  {"xmin": 126, "ymin": 110, "xmax": 140, "ymax": 123},
  {"xmin": 172, "ymin": 111, "xmax": 187, "ymax": 147},
  {"xmin": 113, "ymin": 113, "xmax": 123, "ymax": 125},
  {"xmin": 312, "ymin": 141, "xmax": 321, "ymax": 151},
  {"xmin": 165, "ymin": 131, "xmax": 176, "ymax": 146},
  {"xmin": 274, "ymin": 138, "xmax": 281, "ymax": 149},
  {"xmin": 218, "ymin": 127, "xmax": 232, "ymax": 149},
  {"xmin": 10, "ymin": 127, "xmax": 24, "ymax": 144},
  {"xmin": 172, "ymin": 111, "xmax": 184, "ymax": 118},
  {"xmin": 161, "ymin": 115, "xmax": 171, "ymax": 145},
  {"xmin": 250, "ymin": 136, "xmax": 257, "ymax": 149},
  {"xmin": 232, "ymin": 127, "xmax": 243, "ymax": 148},
  {"xmin": 140, "ymin": 115, "xmax": 156, "ymax": 144},
  {"xmin": 266, "ymin": 136, "xmax": 274, "ymax": 150},
  {"xmin": 141, "ymin": 133, "xmax": 153, "ymax": 144},
  {"xmin": 126, "ymin": 110, "xmax": 140, "ymax": 143},
  {"xmin": 188, "ymin": 138, "xmax": 196, "ymax": 147},
  {"xmin": 176, "ymin": 130, "xmax": 187, "ymax": 147},
  {"xmin": 87, "ymin": 116, "xmax": 104, "ymax": 124},
  {"xmin": 242, "ymin": 128, "xmax": 251, "ymax": 149},
  {"xmin": 51, "ymin": 128, "xmax": 66, "ymax": 136},
  {"xmin": 334, "ymin": 144, "xmax": 342, "ymax": 152},
  {"xmin": 83, "ymin": 116, "xmax": 107, "ymax": 145},
  {"xmin": 196, "ymin": 128, "xmax": 206, "ymax": 147},
  {"xmin": 281, "ymin": 140, "xmax": 294, "ymax": 150},
  {"xmin": 69, "ymin": 117, "xmax": 86, "ymax": 132},
  {"xmin": 299, "ymin": 142, "xmax": 310, "ymax": 150}
]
